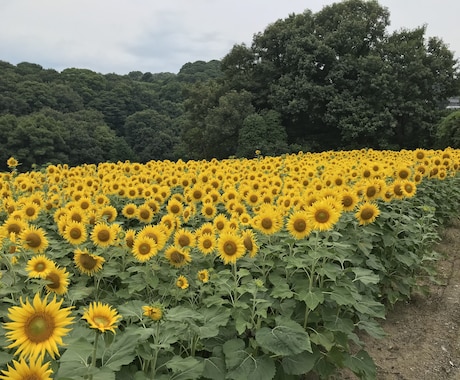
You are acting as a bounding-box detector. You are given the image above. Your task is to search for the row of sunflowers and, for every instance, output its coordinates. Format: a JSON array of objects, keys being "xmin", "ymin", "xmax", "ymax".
[{"xmin": 0, "ymin": 148, "xmax": 459, "ymax": 379}]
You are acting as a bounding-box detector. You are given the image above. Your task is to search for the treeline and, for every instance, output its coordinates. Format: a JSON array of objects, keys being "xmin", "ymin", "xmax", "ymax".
[{"xmin": 1, "ymin": 0, "xmax": 459, "ymax": 171}]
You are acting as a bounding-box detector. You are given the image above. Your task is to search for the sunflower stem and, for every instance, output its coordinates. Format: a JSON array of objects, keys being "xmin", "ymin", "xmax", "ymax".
[
  {"xmin": 89, "ymin": 331, "xmax": 100, "ymax": 380},
  {"xmin": 232, "ymin": 262, "xmax": 238, "ymax": 304}
]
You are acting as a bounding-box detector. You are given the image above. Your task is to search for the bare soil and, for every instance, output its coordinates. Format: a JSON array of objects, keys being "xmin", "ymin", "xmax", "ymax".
[{"xmin": 350, "ymin": 218, "xmax": 460, "ymax": 380}]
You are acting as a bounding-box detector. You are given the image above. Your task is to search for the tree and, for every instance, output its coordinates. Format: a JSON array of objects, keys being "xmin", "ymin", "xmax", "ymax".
[{"xmin": 436, "ymin": 110, "xmax": 460, "ymax": 148}]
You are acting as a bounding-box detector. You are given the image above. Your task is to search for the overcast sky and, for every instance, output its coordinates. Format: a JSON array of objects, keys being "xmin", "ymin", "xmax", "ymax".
[{"xmin": 1, "ymin": 0, "xmax": 458, "ymax": 75}]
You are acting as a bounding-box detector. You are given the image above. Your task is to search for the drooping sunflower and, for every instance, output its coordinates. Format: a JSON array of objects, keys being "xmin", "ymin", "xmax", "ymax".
[
  {"xmin": 19, "ymin": 225, "xmax": 49, "ymax": 253},
  {"xmin": 176, "ymin": 275, "xmax": 189, "ymax": 290},
  {"xmin": 164, "ymin": 245, "xmax": 192, "ymax": 268},
  {"xmin": 45, "ymin": 266, "xmax": 70, "ymax": 295},
  {"xmin": 3, "ymin": 293, "xmax": 74, "ymax": 360},
  {"xmin": 142, "ymin": 304, "xmax": 163, "ymax": 321},
  {"xmin": 240, "ymin": 229, "xmax": 259, "ymax": 257},
  {"xmin": 286, "ymin": 210, "xmax": 312, "ymax": 240},
  {"xmin": 82, "ymin": 302, "xmax": 121, "ymax": 334},
  {"xmin": 74, "ymin": 248, "xmax": 105, "ymax": 276},
  {"xmin": 91, "ymin": 222, "xmax": 117, "ymax": 248},
  {"xmin": 197, "ymin": 269, "xmax": 210, "ymax": 283},
  {"xmin": 0, "ymin": 357, "xmax": 53, "ymax": 380},
  {"xmin": 355, "ymin": 202, "xmax": 380, "ymax": 225},
  {"xmin": 26, "ymin": 255, "xmax": 56, "ymax": 279},
  {"xmin": 217, "ymin": 232, "xmax": 245, "ymax": 265},
  {"xmin": 124, "ymin": 228, "xmax": 136, "ymax": 249},
  {"xmin": 132, "ymin": 236, "xmax": 158, "ymax": 262},
  {"xmin": 306, "ymin": 199, "xmax": 341, "ymax": 232},
  {"xmin": 196, "ymin": 233, "xmax": 217, "ymax": 255},
  {"xmin": 62, "ymin": 220, "xmax": 88, "ymax": 245}
]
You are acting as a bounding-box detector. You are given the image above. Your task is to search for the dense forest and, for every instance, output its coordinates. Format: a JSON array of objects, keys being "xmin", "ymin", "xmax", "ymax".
[{"xmin": 1, "ymin": 0, "xmax": 459, "ymax": 171}]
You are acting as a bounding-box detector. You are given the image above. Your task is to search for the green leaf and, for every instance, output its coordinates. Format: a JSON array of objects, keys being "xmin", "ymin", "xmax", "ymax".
[
  {"xmin": 255, "ymin": 319, "xmax": 312, "ymax": 356},
  {"xmin": 309, "ymin": 330, "xmax": 335, "ymax": 351},
  {"xmin": 100, "ymin": 328, "xmax": 140, "ymax": 371},
  {"xmin": 281, "ymin": 349, "xmax": 321, "ymax": 375},
  {"xmin": 60, "ymin": 336, "xmax": 92, "ymax": 363},
  {"xmin": 343, "ymin": 349, "xmax": 376, "ymax": 379},
  {"xmin": 117, "ymin": 300, "xmax": 146, "ymax": 319},
  {"xmin": 166, "ymin": 356, "xmax": 204, "ymax": 380},
  {"xmin": 202, "ymin": 357, "xmax": 226, "ymax": 380},
  {"xmin": 354, "ymin": 300, "xmax": 385, "ymax": 319},
  {"xmin": 196, "ymin": 307, "xmax": 231, "ymax": 339},
  {"xmin": 298, "ymin": 289, "xmax": 324, "ymax": 311},
  {"xmin": 227, "ymin": 354, "xmax": 276, "ymax": 380},
  {"xmin": 351, "ymin": 267, "xmax": 380, "ymax": 285},
  {"xmin": 223, "ymin": 339, "xmax": 246, "ymax": 369},
  {"xmin": 329, "ymin": 286, "xmax": 358, "ymax": 306},
  {"xmin": 167, "ymin": 306, "xmax": 203, "ymax": 323}
]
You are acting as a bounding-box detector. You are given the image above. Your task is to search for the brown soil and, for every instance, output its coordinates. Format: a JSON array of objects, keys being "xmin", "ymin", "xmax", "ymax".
[{"xmin": 347, "ymin": 218, "xmax": 460, "ymax": 380}]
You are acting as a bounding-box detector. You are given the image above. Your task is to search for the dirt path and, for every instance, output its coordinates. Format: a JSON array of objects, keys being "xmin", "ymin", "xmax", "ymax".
[{"xmin": 359, "ymin": 218, "xmax": 460, "ymax": 380}]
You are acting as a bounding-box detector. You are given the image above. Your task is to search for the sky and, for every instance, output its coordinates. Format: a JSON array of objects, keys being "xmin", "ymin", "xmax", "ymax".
[{"xmin": 0, "ymin": 0, "xmax": 459, "ymax": 75}]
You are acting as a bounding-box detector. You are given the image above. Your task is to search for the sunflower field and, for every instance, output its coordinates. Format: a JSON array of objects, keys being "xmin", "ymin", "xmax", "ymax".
[{"xmin": 0, "ymin": 148, "xmax": 459, "ymax": 380}]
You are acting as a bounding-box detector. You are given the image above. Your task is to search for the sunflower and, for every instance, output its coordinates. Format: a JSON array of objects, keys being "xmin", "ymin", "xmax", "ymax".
[
  {"xmin": 20, "ymin": 200, "xmax": 41, "ymax": 221},
  {"xmin": 340, "ymin": 189, "xmax": 359, "ymax": 211},
  {"xmin": 121, "ymin": 203, "xmax": 138, "ymax": 219},
  {"xmin": 238, "ymin": 212, "xmax": 252, "ymax": 226},
  {"xmin": 306, "ymin": 199, "xmax": 341, "ymax": 232},
  {"xmin": 400, "ymin": 180, "xmax": 417, "ymax": 198},
  {"xmin": 91, "ymin": 222, "xmax": 117, "ymax": 247},
  {"xmin": 164, "ymin": 245, "xmax": 192, "ymax": 268},
  {"xmin": 213, "ymin": 214, "xmax": 229, "ymax": 232},
  {"xmin": 4, "ymin": 293, "xmax": 74, "ymax": 360},
  {"xmin": 1, "ymin": 217, "xmax": 27, "ymax": 236},
  {"xmin": 124, "ymin": 229, "xmax": 136, "ymax": 249},
  {"xmin": 252, "ymin": 205, "xmax": 283, "ymax": 235},
  {"xmin": 197, "ymin": 269, "xmax": 210, "ymax": 283},
  {"xmin": 26, "ymin": 255, "xmax": 56, "ymax": 279},
  {"xmin": 217, "ymin": 232, "xmax": 245, "ymax": 265},
  {"xmin": 82, "ymin": 302, "xmax": 121, "ymax": 334},
  {"xmin": 132, "ymin": 236, "xmax": 158, "ymax": 262},
  {"xmin": 355, "ymin": 202, "xmax": 380, "ymax": 225},
  {"xmin": 166, "ymin": 198, "xmax": 184, "ymax": 216},
  {"xmin": 45, "ymin": 267, "xmax": 70, "ymax": 295},
  {"xmin": 176, "ymin": 275, "xmax": 189, "ymax": 290},
  {"xmin": 196, "ymin": 233, "xmax": 217, "ymax": 255},
  {"xmin": 201, "ymin": 203, "xmax": 217, "ymax": 219},
  {"xmin": 142, "ymin": 305, "xmax": 163, "ymax": 321},
  {"xmin": 137, "ymin": 225, "xmax": 168, "ymax": 251},
  {"xmin": 66, "ymin": 206, "xmax": 88, "ymax": 224},
  {"xmin": 241, "ymin": 229, "xmax": 259, "ymax": 257},
  {"xmin": 98, "ymin": 205, "xmax": 118, "ymax": 223},
  {"xmin": 62, "ymin": 220, "xmax": 88, "ymax": 245},
  {"xmin": 136, "ymin": 204, "xmax": 154, "ymax": 224},
  {"xmin": 74, "ymin": 248, "xmax": 105, "ymax": 276},
  {"xmin": 19, "ymin": 225, "xmax": 49, "ymax": 253},
  {"xmin": 7, "ymin": 156, "xmax": 19, "ymax": 168},
  {"xmin": 286, "ymin": 211, "xmax": 312, "ymax": 239},
  {"xmin": 0, "ymin": 357, "xmax": 53, "ymax": 380},
  {"xmin": 174, "ymin": 228, "xmax": 195, "ymax": 248}
]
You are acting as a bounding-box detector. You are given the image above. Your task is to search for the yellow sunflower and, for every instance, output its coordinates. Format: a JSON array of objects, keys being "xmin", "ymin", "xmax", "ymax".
[
  {"xmin": 26, "ymin": 255, "xmax": 56, "ymax": 279},
  {"xmin": 91, "ymin": 222, "xmax": 117, "ymax": 247},
  {"xmin": 340, "ymin": 189, "xmax": 359, "ymax": 211},
  {"xmin": 217, "ymin": 232, "xmax": 245, "ymax": 265},
  {"xmin": 166, "ymin": 198, "xmax": 184, "ymax": 216},
  {"xmin": 0, "ymin": 357, "xmax": 53, "ymax": 380},
  {"xmin": 306, "ymin": 199, "xmax": 341, "ymax": 231},
  {"xmin": 82, "ymin": 302, "xmax": 121, "ymax": 334},
  {"xmin": 197, "ymin": 269, "xmax": 210, "ymax": 283},
  {"xmin": 124, "ymin": 229, "xmax": 136, "ymax": 249},
  {"xmin": 45, "ymin": 266, "xmax": 70, "ymax": 295},
  {"xmin": 355, "ymin": 202, "xmax": 380, "ymax": 225},
  {"xmin": 132, "ymin": 236, "xmax": 158, "ymax": 262},
  {"xmin": 121, "ymin": 203, "xmax": 138, "ymax": 219},
  {"xmin": 74, "ymin": 248, "xmax": 105, "ymax": 276},
  {"xmin": 174, "ymin": 228, "xmax": 195, "ymax": 248},
  {"xmin": 142, "ymin": 305, "xmax": 163, "ymax": 321},
  {"xmin": 136, "ymin": 204, "xmax": 154, "ymax": 224},
  {"xmin": 196, "ymin": 233, "xmax": 217, "ymax": 255},
  {"xmin": 3, "ymin": 293, "xmax": 74, "ymax": 360},
  {"xmin": 98, "ymin": 205, "xmax": 118, "ymax": 223},
  {"xmin": 7, "ymin": 156, "xmax": 19, "ymax": 168},
  {"xmin": 213, "ymin": 213, "xmax": 229, "ymax": 233},
  {"xmin": 176, "ymin": 275, "xmax": 189, "ymax": 290},
  {"xmin": 201, "ymin": 203, "xmax": 217, "ymax": 219},
  {"xmin": 252, "ymin": 205, "xmax": 283, "ymax": 235},
  {"xmin": 19, "ymin": 225, "xmax": 49, "ymax": 253},
  {"xmin": 62, "ymin": 220, "xmax": 88, "ymax": 245},
  {"xmin": 164, "ymin": 245, "xmax": 192, "ymax": 268},
  {"xmin": 286, "ymin": 211, "xmax": 312, "ymax": 239},
  {"xmin": 241, "ymin": 229, "xmax": 259, "ymax": 257},
  {"xmin": 1, "ymin": 217, "xmax": 28, "ymax": 236},
  {"xmin": 137, "ymin": 225, "xmax": 168, "ymax": 251},
  {"xmin": 20, "ymin": 200, "xmax": 41, "ymax": 221}
]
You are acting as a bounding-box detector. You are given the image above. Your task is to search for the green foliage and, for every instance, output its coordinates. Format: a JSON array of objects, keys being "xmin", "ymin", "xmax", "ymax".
[{"xmin": 436, "ymin": 110, "xmax": 460, "ymax": 148}]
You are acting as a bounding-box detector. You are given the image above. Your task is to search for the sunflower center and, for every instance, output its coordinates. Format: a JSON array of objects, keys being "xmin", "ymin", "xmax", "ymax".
[
  {"xmin": 224, "ymin": 241, "xmax": 237, "ymax": 256},
  {"xmin": 399, "ymin": 170, "xmax": 409, "ymax": 179},
  {"xmin": 193, "ymin": 190, "xmax": 202, "ymax": 200},
  {"xmin": 94, "ymin": 316, "xmax": 109, "ymax": 327},
  {"xmin": 315, "ymin": 210, "xmax": 330, "ymax": 223},
  {"xmin": 139, "ymin": 243, "xmax": 151, "ymax": 255},
  {"xmin": 366, "ymin": 187, "xmax": 377, "ymax": 198},
  {"xmin": 202, "ymin": 239, "xmax": 212, "ymax": 249},
  {"xmin": 170, "ymin": 205, "xmax": 180, "ymax": 214},
  {"xmin": 35, "ymin": 262, "xmax": 46, "ymax": 272},
  {"xmin": 46, "ymin": 272, "xmax": 61, "ymax": 289},
  {"xmin": 25, "ymin": 207, "xmax": 36, "ymax": 217},
  {"xmin": 8, "ymin": 223, "xmax": 21, "ymax": 234},
  {"xmin": 70, "ymin": 227, "xmax": 82, "ymax": 239},
  {"xmin": 204, "ymin": 206, "xmax": 214, "ymax": 216},
  {"xmin": 404, "ymin": 184, "xmax": 413, "ymax": 193},
  {"xmin": 139, "ymin": 210, "xmax": 151, "ymax": 220},
  {"xmin": 26, "ymin": 313, "xmax": 54, "ymax": 343},
  {"xmin": 170, "ymin": 251, "xmax": 185, "ymax": 264},
  {"xmin": 178, "ymin": 235, "xmax": 190, "ymax": 247},
  {"xmin": 293, "ymin": 219, "xmax": 307, "ymax": 232},
  {"xmin": 394, "ymin": 185, "xmax": 403, "ymax": 196},
  {"xmin": 243, "ymin": 237, "xmax": 253, "ymax": 251},
  {"xmin": 80, "ymin": 254, "xmax": 97, "ymax": 270},
  {"xmin": 342, "ymin": 196, "xmax": 353, "ymax": 208},
  {"xmin": 97, "ymin": 229, "xmax": 110, "ymax": 242},
  {"xmin": 25, "ymin": 232, "xmax": 42, "ymax": 248},
  {"xmin": 216, "ymin": 221, "xmax": 225, "ymax": 230},
  {"xmin": 261, "ymin": 217, "xmax": 272, "ymax": 230},
  {"xmin": 361, "ymin": 208, "xmax": 375, "ymax": 220}
]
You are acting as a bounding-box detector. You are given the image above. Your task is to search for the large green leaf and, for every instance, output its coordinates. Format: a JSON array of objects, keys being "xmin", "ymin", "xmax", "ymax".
[
  {"xmin": 166, "ymin": 356, "xmax": 204, "ymax": 380},
  {"xmin": 255, "ymin": 318, "xmax": 312, "ymax": 356},
  {"xmin": 281, "ymin": 349, "xmax": 321, "ymax": 375}
]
